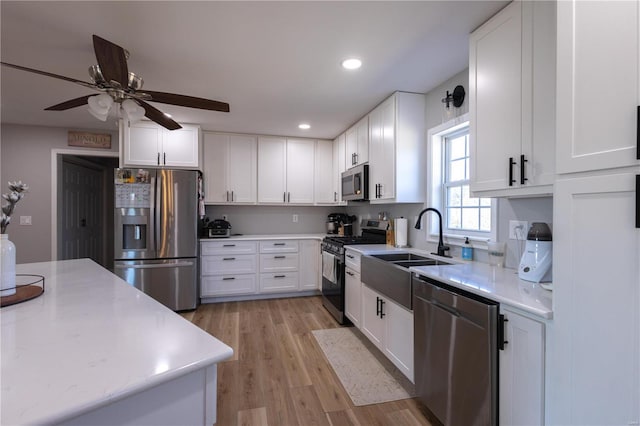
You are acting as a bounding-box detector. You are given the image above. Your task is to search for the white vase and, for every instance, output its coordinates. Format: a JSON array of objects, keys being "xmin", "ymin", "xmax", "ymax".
[{"xmin": 1, "ymin": 233, "xmax": 16, "ymax": 297}]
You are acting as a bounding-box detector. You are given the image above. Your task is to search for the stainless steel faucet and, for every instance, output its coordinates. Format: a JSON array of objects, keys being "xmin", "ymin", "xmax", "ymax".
[{"xmin": 414, "ymin": 208, "xmax": 451, "ymax": 258}]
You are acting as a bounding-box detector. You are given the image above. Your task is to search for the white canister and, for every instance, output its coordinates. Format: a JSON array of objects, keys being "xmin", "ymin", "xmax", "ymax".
[{"xmin": 1, "ymin": 233, "xmax": 17, "ymax": 296}]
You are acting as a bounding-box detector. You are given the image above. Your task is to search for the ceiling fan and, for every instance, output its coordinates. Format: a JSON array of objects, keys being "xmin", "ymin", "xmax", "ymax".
[{"xmin": 0, "ymin": 35, "xmax": 230, "ymax": 130}]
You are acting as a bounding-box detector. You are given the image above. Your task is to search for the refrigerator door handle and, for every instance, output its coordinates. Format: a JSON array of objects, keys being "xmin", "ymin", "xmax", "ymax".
[
  {"xmin": 114, "ymin": 261, "xmax": 195, "ymax": 269},
  {"xmin": 149, "ymin": 175, "xmax": 157, "ymax": 254}
]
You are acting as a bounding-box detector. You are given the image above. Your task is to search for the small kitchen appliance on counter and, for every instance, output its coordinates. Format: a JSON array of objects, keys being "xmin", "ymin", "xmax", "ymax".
[
  {"xmin": 326, "ymin": 213, "xmax": 356, "ymax": 234},
  {"xmin": 206, "ymin": 219, "xmax": 232, "ymax": 238},
  {"xmin": 518, "ymin": 222, "xmax": 553, "ymax": 284}
]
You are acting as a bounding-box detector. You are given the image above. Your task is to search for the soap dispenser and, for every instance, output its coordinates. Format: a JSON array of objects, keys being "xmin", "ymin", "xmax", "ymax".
[{"xmin": 462, "ymin": 237, "xmax": 473, "ymax": 260}]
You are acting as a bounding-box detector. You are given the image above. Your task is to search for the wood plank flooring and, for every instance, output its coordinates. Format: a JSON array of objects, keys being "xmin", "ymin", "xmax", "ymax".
[{"xmin": 181, "ymin": 296, "xmax": 434, "ymax": 426}]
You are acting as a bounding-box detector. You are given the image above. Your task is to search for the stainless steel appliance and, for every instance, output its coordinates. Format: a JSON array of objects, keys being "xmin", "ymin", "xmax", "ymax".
[
  {"xmin": 321, "ymin": 219, "xmax": 387, "ymax": 324},
  {"xmin": 341, "ymin": 163, "xmax": 369, "ymax": 201},
  {"xmin": 113, "ymin": 168, "xmax": 199, "ymax": 311},
  {"xmin": 206, "ymin": 219, "xmax": 232, "ymax": 238},
  {"xmin": 413, "ymin": 274, "xmax": 503, "ymax": 426}
]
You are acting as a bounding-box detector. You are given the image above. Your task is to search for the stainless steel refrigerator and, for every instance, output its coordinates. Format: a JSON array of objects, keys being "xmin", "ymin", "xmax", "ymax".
[{"xmin": 113, "ymin": 168, "xmax": 199, "ymax": 311}]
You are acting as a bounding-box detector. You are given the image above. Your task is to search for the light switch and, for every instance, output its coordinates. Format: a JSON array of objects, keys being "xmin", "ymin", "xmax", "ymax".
[{"xmin": 20, "ymin": 216, "xmax": 32, "ymax": 225}]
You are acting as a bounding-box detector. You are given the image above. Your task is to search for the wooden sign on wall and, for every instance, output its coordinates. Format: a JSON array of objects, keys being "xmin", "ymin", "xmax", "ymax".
[{"xmin": 68, "ymin": 131, "xmax": 112, "ymax": 149}]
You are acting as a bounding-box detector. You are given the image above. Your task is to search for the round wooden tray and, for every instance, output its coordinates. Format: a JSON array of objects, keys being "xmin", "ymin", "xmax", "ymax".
[{"xmin": 0, "ymin": 274, "xmax": 45, "ymax": 307}]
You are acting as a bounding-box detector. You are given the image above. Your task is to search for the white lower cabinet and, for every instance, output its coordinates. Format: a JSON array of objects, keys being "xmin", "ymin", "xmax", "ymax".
[
  {"xmin": 298, "ymin": 240, "xmax": 320, "ymax": 291},
  {"xmin": 499, "ymin": 307, "xmax": 545, "ymax": 426},
  {"xmin": 200, "ymin": 238, "xmax": 321, "ymax": 300},
  {"xmin": 344, "ymin": 267, "xmax": 361, "ymax": 328},
  {"xmin": 361, "ymin": 284, "xmax": 414, "ymax": 382}
]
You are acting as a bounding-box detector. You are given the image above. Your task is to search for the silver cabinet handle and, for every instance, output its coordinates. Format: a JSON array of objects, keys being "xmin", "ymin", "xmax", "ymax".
[
  {"xmin": 222, "ymin": 244, "xmax": 236, "ymax": 247},
  {"xmin": 274, "ymin": 255, "xmax": 286, "ymax": 259},
  {"xmin": 222, "ymin": 277, "xmax": 236, "ymax": 281},
  {"xmin": 222, "ymin": 257, "xmax": 236, "ymax": 261},
  {"xmin": 274, "ymin": 275, "xmax": 286, "ymax": 278}
]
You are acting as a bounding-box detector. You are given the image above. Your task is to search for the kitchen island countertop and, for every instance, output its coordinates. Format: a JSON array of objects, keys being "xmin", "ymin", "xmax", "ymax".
[
  {"xmin": 0, "ymin": 259, "xmax": 233, "ymax": 425},
  {"xmin": 345, "ymin": 244, "xmax": 552, "ymax": 319}
]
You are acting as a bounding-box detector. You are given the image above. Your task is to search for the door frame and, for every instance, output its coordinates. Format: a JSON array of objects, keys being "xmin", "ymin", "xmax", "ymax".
[{"xmin": 51, "ymin": 149, "xmax": 119, "ymax": 261}]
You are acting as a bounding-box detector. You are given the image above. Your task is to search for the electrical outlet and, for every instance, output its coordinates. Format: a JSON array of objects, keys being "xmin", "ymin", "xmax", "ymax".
[
  {"xmin": 292, "ymin": 214, "xmax": 299, "ymax": 223},
  {"xmin": 222, "ymin": 214, "xmax": 228, "ymax": 221},
  {"xmin": 509, "ymin": 220, "xmax": 528, "ymax": 240},
  {"xmin": 20, "ymin": 216, "xmax": 32, "ymax": 225}
]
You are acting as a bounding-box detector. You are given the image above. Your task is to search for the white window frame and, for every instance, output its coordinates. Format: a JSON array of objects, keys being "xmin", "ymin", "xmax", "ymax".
[{"xmin": 426, "ymin": 113, "xmax": 497, "ymax": 248}]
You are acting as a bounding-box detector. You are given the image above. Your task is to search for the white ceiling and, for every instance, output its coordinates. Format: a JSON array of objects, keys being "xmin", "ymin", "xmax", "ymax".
[{"xmin": 0, "ymin": 1, "xmax": 507, "ymax": 140}]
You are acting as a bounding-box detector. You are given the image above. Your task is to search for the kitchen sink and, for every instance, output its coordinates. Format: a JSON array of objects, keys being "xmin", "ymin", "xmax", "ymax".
[
  {"xmin": 361, "ymin": 253, "xmax": 450, "ymax": 310},
  {"xmin": 370, "ymin": 253, "xmax": 430, "ymax": 262}
]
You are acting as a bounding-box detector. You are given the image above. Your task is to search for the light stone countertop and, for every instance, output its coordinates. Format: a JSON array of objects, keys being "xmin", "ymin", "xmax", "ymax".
[
  {"xmin": 200, "ymin": 233, "xmax": 326, "ymax": 242},
  {"xmin": 345, "ymin": 244, "xmax": 552, "ymax": 319},
  {"xmin": 0, "ymin": 259, "xmax": 233, "ymax": 425}
]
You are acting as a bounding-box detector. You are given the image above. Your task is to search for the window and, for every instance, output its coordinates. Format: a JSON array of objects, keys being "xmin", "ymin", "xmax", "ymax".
[{"xmin": 427, "ymin": 114, "xmax": 496, "ymax": 244}]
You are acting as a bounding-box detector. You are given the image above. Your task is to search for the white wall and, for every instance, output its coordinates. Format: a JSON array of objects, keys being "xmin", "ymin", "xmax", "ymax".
[{"xmin": 0, "ymin": 124, "xmax": 119, "ymax": 263}]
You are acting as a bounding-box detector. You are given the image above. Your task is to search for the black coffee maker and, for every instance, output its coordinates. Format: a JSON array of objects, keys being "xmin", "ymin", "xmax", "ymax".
[{"xmin": 326, "ymin": 213, "xmax": 356, "ymax": 235}]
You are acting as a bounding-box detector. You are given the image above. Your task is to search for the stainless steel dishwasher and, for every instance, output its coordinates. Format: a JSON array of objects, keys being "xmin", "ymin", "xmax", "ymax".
[{"xmin": 413, "ymin": 273, "xmax": 502, "ymax": 426}]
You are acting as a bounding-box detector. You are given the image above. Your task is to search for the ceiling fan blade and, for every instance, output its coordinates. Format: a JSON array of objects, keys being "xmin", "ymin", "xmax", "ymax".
[
  {"xmin": 140, "ymin": 90, "xmax": 230, "ymax": 113},
  {"xmin": 92, "ymin": 35, "xmax": 129, "ymax": 88},
  {"xmin": 45, "ymin": 95, "xmax": 93, "ymax": 111},
  {"xmin": 137, "ymin": 99, "xmax": 182, "ymax": 131},
  {"xmin": 0, "ymin": 62, "xmax": 96, "ymax": 90}
]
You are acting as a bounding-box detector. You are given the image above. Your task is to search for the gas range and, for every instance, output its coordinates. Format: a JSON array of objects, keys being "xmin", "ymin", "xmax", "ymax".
[{"xmin": 321, "ymin": 219, "xmax": 389, "ymax": 256}]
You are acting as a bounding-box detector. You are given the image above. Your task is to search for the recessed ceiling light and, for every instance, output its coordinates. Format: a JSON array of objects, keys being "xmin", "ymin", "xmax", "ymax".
[
  {"xmin": 341, "ymin": 58, "xmax": 362, "ymax": 70},
  {"xmin": 298, "ymin": 123, "xmax": 311, "ymax": 130},
  {"xmin": 164, "ymin": 112, "xmax": 172, "ymax": 118}
]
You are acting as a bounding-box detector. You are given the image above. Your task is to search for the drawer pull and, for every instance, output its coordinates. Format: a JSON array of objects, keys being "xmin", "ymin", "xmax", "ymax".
[
  {"xmin": 346, "ymin": 271, "xmax": 354, "ymax": 276},
  {"xmin": 273, "ymin": 243, "xmax": 286, "ymax": 246},
  {"xmin": 346, "ymin": 254, "xmax": 355, "ymax": 259},
  {"xmin": 274, "ymin": 255, "xmax": 286, "ymax": 259},
  {"xmin": 222, "ymin": 257, "xmax": 236, "ymax": 261},
  {"xmin": 274, "ymin": 275, "xmax": 286, "ymax": 278},
  {"xmin": 222, "ymin": 277, "xmax": 236, "ymax": 281},
  {"xmin": 222, "ymin": 244, "xmax": 236, "ymax": 247}
]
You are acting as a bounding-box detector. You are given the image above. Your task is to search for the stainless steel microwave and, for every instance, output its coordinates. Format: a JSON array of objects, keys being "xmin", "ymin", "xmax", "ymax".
[{"xmin": 341, "ymin": 164, "xmax": 369, "ymax": 201}]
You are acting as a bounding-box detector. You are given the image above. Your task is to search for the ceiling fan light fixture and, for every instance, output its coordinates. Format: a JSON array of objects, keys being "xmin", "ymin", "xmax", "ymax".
[
  {"xmin": 122, "ymin": 99, "xmax": 146, "ymax": 124},
  {"xmin": 87, "ymin": 93, "xmax": 114, "ymax": 121}
]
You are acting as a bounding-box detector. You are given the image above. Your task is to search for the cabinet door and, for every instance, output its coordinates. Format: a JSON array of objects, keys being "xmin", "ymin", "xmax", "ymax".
[
  {"xmin": 298, "ymin": 240, "xmax": 320, "ymax": 291},
  {"xmin": 371, "ymin": 97, "xmax": 396, "ymax": 201},
  {"xmin": 384, "ymin": 298, "xmax": 414, "ymax": 383},
  {"xmin": 344, "ymin": 268, "xmax": 361, "ymax": 328},
  {"xmin": 286, "ymin": 138, "xmax": 315, "ymax": 204},
  {"xmin": 356, "ymin": 116, "xmax": 369, "ymax": 165},
  {"xmin": 257, "ymin": 136, "xmax": 287, "ymax": 203},
  {"xmin": 361, "ymin": 285, "xmax": 385, "ymax": 350},
  {"xmin": 556, "ymin": 0, "xmax": 640, "ymax": 173},
  {"xmin": 470, "ymin": 1, "xmax": 522, "ymax": 192},
  {"xmin": 345, "ymin": 125, "xmax": 358, "ymax": 168},
  {"xmin": 499, "ymin": 308, "xmax": 544, "ymax": 426},
  {"xmin": 314, "ymin": 140, "xmax": 335, "ymax": 204},
  {"xmin": 549, "ymin": 171, "xmax": 640, "ymax": 425},
  {"xmin": 202, "ymin": 133, "xmax": 229, "ymax": 203},
  {"xmin": 161, "ymin": 125, "xmax": 200, "ymax": 168},
  {"xmin": 227, "ymin": 135, "xmax": 257, "ymax": 203},
  {"xmin": 333, "ymin": 133, "xmax": 346, "ymax": 204},
  {"xmin": 123, "ymin": 121, "xmax": 163, "ymax": 166}
]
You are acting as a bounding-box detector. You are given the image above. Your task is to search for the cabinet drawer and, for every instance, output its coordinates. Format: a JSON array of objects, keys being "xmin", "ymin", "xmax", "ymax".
[
  {"xmin": 259, "ymin": 240, "xmax": 299, "ymax": 253},
  {"xmin": 201, "ymin": 241, "xmax": 257, "ymax": 255},
  {"xmin": 201, "ymin": 274, "xmax": 257, "ymax": 297},
  {"xmin": 259, "ymin": 272, "xmax": 299, "ymax": 293},
  {"xmin": 345, "ymin": 249, "xmax": 361, "ymax": 272},
  {"xmin": 260, "ymin": 253, "xmax": 299, "ymax": 272},
  {"xmin": 201, "ymin": 254, "xmax": 257, "ymax": 275}
]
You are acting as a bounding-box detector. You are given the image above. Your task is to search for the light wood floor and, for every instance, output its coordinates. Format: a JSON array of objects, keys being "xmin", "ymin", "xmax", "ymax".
[{"xmin": 181, "ymin": 296, "xmax": 434, "ymax": 426}]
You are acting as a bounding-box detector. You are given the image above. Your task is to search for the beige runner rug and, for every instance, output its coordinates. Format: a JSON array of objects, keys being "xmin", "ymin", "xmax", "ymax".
[{"xmin": 311, "ymin": 327, "xmax": 416, "ymax": 406}]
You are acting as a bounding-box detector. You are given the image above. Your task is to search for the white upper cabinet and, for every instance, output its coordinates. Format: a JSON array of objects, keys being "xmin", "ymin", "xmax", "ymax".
[
  {"xmin": 314, "ymin": 139, "xmax": 336, "ymax": 204},
  {"xmin": 122, "ymin": 121, "xmax": 200, "ymax": 168},
  {"xmin": 332, "ymin": 133, "xmax": 347, "ymax": 205},
  {"xmin": 202, "ymin": 133, "xmax": 257, "ymax": 204},
  {"xmin": 469, "ymin": 1, "xmax": 555, "ymax": 197},
  {"xmin": 345, "ymin": 116, "xmax": 369, "ymax": 168},
  {"xmin": 257, "ymin": 136, "xmax": 315, "ymax": 204},
  {"xmin": 556, "ymin": 0, "xmax": 640, "ymax": 173},
  {"xmin": 368, "ymin": 91, "xmax": 426, "ymax": 204}
]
